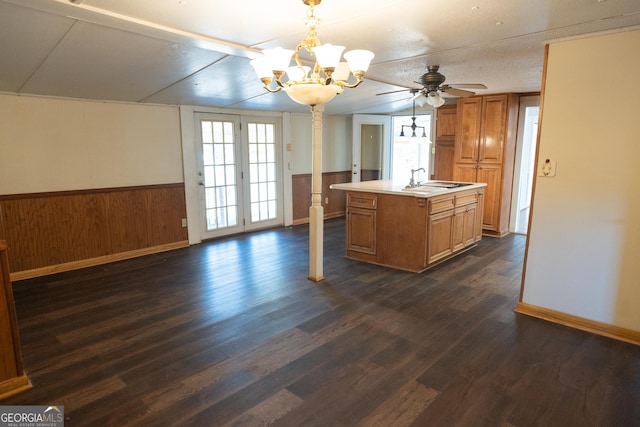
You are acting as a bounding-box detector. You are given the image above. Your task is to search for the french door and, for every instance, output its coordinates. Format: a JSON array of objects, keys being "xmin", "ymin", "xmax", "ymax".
[{"xmin": 195, "ymin": 113, "xmax": 282, "ymax": 240}]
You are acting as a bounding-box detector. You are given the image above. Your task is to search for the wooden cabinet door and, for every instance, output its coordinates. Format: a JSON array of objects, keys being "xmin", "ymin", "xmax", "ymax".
[
  {"xmin": 436, "ymin": 105, "xmax": 457, "ymax": 139},
  {"xmin": 476, "ymin": 164, "xmax": 502, "ymax": 231},
  {"xmin": 346, "ymin": 207, "xmax": 376, "ymax": 255},
  {"xmin": 452, "ymin": 200, "xmax": 478, "ymax": 252},
  {"xmin": 454, "ymin": 97, "xmax": 482, "ymax": 163},
  {"xmin": 433, "ymin": 141, "xmax": 455, "ymax": 181},
  {"xmin": 478, "ymin": 94, "xmax": 508, "ymax": 164},
  {"xmin": 433, "ymin": 105, "xmax": 457, "ymax": 181},
  {"xmin": 461, "ymin": 203, "xmax": 478, "ymax": 248},
  {"xmin": 452, "ymin": 207, "xmax": 465, "ymax": 252},
  {"xmin": 427, "ymin": 210, "xmax": 454, "ymax": 264},
  {"xmin": 453, "ymin": 163, "xmax": 478, "ymax": 183}
]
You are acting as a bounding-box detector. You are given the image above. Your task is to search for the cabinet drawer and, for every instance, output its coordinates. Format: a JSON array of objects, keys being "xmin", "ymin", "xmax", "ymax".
[
  {"xmin": 428, "ymin": 195, "xmax": 455, "ymax": 214},
  {"xmin": 347, "ymin": 192, "xmax": 377, "ymax": 209},
  {"xmin": 455, "ymin": 192, "xmax": 478, "ymax": 207}
]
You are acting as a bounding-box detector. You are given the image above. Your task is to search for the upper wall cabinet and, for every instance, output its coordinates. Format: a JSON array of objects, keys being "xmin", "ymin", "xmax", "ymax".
[
  {"xmin": 432, "ymin": 104, "xmax": 457, "ymax": 181},
  {"xmin": 453, "ymin": 93, "xmax": 519, "ymax": 236}
]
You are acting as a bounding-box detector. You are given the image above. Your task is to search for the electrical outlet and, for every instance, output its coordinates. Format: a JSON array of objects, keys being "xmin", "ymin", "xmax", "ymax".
[
  {"xmin": 325, "ymin": 197, "xmax": 329, "ymax": 204},
  {"xmin": 539, "ymin": 158, "xmax": 557, "ymax": 177},
  {"xmin": 181, "ymin": 218, "xmax": 187, "ymax": 227}
]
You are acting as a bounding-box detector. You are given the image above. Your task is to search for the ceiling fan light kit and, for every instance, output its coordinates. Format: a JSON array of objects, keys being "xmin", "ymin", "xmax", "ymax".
[
  {"xmin": 250, "ymin": 0, "xmax": 374, "ymax": 106},
  {"xmin": 427, "ymin": 92, "xmax": 445, "ymax": 107}
]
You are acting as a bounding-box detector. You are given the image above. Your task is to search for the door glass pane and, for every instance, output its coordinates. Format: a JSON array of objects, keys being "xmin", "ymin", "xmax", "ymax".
[
  {"xmin": 200, "ymin": 119, "xmax": 238, "ymax": 231},
  {"xmin": 247, "ymin": 122, "xmax": 277, "ymax": 222}
]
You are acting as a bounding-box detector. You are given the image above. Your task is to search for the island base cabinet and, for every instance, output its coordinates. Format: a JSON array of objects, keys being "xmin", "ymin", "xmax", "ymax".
[{"xmin": 343, "ymin": 187, "xmax": 485, "ymax": 273}]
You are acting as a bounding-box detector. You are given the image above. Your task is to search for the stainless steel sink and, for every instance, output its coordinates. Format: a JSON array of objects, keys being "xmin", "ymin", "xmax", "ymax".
[
  {"xmin": 416, "ymin": 181, "xmax": 472, "ymax": 189},
  {"xmin": 401, "ymin": 186, "xmax": 445, "ymax": 193}
]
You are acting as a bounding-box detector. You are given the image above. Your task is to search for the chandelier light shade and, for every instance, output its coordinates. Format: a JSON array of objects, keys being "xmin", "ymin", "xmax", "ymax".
[{"xmin": 250, "ymin": 0, "xmax": 374, "ymax": 106}]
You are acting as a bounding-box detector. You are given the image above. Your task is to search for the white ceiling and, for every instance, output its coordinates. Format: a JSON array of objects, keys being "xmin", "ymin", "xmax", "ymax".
[{"xmin": 1, "ymin": 0, "xmax": 639, "ymax": 115}]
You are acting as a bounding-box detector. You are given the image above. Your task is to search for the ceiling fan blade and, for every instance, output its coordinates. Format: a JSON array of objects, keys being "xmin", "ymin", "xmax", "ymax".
[
  {"xmin": 441, "ymin": 87, "xmax": 476, "ymax": 98},
  {"xmin": 376, "ymin": 89, "xmax": 412, "ymax": 96},
  {"xmin": 447, "ymin": 83, "xmax": 487, "ymax": 89}
]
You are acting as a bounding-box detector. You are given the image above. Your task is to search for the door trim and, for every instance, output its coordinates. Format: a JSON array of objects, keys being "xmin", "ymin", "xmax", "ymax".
[
  {"xmin": 352, "ymin": 115, "xmax": 392, "ymax": 183},
  {"xmin": 179, "ymin": 106, "xmax": 286, "ymax": 245}
]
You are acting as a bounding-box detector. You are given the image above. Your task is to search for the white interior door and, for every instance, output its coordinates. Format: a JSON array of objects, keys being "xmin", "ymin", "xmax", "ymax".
[{"xmin": 352, "ymin": 115, "xmax": 392, "ymax": 182}]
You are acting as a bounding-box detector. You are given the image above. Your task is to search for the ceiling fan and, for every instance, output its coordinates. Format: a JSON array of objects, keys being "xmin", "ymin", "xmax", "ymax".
[{"xmin": 377, "ymin": 65, "xmax": 487, "ymax": 107}]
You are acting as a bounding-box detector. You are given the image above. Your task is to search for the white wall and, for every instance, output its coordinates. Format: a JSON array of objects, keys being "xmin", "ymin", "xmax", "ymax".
[
  {"xmin": 0, "ymin": 94, "xmax": 353, "ymax": 243},
  {"xmin": 0, "ymin": 94, "xmax": 183, "ymax": 194},
  {"xmin": 289, "ymin": 113, "xmax": 352, "ymax": 174},
  {"xmin": 521, "ymin": 28, "xmax": 640, "ymax": 331}
]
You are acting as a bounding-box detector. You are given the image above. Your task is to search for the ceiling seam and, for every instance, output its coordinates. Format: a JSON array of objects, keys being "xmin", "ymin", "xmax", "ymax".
[{"xmin": 17, "ymin": 20, "xmax": 79, "ymax": 94}]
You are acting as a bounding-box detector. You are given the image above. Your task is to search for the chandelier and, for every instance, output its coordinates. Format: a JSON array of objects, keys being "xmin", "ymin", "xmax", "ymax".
[
  {"xmin": 250, "ymin": 0, "xmax": 374, "ymax": 106},
  {"xmin": 399, "ymin": 92, "xmax": 428, "ymax": 139}
]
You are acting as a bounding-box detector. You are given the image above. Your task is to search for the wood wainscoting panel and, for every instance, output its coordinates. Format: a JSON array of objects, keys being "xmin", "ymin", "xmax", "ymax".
[
  {"xmin": 0, "ymin": 184, "xmax": 188, "ymax": 277},
  {"xmin": 292, "ymin": 174, "xmax": 312, "ymax": 224},
  {"xmin": 292, "ymin": 171, "xmax": 351, "ymax": 224}
]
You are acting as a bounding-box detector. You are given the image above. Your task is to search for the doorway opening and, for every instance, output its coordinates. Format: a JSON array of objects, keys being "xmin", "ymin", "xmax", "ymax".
[
  {"xmin": 351, "ymin": 115, "xmax": 392, "ymax": 183},
  {"xmin": 510, "ymin": 96, "xmax": 540, "ymax": 234}
]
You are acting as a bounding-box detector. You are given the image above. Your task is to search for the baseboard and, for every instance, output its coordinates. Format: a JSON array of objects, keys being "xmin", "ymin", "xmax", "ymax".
[
  {"xmin": 515, "ymin": 302, "xmax": 640, "ymax": 346},
  {"xmin": 292, "ymin": 211, "xmax": 345, "ymax": 226},
  {"xmin": 10, "ymin": 241, "xmax": 189, "ymax": 281},
  {"xmin": 0, "ymin": 374, "xmax": 32, "ymax": 400},
  {"xmin": 482, "ymin": 229, "xmax": 510, "ymax": 237}
]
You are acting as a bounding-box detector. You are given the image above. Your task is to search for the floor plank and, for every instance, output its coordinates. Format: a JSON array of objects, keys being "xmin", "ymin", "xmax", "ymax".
[{"xmin": 3, "ymin": 218, "xmax": 639, "ymax": 426}]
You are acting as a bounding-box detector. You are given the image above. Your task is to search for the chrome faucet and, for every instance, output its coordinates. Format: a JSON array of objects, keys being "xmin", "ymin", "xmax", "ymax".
[{"xmin": 407, "ymin": 167, "xmax": 425, "ymax": 188}]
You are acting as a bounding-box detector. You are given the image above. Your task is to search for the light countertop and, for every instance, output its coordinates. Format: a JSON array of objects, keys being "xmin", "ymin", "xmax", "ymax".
[{"xmin": 330, "ymin": 180, "xmax": 486, "ymax": 198}]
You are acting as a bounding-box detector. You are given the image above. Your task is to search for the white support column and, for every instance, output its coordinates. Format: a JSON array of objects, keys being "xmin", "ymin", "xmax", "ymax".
[{"xmin": 308, "ymin": 104, "xmax": 325, "ymax": 281}]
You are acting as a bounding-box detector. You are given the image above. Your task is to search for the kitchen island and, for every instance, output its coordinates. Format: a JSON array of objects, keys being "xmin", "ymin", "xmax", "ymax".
[{"xmin": 330, "ymin": 180, "xmax": 486, "ymax": 272}]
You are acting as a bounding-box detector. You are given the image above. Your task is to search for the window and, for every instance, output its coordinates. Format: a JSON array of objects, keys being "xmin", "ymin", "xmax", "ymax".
[{"xmin": 391, "ymin": 113, "xmax": 432, "ymax": 184}]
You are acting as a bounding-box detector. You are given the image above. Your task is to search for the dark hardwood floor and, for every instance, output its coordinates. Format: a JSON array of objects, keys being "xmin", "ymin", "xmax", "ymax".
[{"xmin": 3, "ymin": 218, "xmax": 639, "ymax": 426}]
